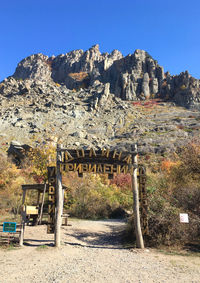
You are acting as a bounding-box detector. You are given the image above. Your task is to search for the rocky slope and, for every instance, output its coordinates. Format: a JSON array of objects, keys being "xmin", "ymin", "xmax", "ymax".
[{"xmin": 0, "ymin": 45, "xmax": 200, "ymax": 153}]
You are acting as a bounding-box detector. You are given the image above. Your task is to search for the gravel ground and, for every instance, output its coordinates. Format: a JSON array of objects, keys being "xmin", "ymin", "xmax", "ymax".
[{"xmin": 0, "ymin": 219, "xmax": 199, "ymax": 283}]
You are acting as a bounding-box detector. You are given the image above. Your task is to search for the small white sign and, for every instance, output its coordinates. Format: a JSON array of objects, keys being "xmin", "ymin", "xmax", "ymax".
[{"xmin": 180, "ymin": 213, "xmax": 189, "ymax": 223}]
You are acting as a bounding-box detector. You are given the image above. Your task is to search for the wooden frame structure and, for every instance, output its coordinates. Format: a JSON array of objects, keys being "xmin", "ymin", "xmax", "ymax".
[
  {"xmin": 19, "ymin": 184, "xmax": 46, "ymax": 246},
  {"xmin": 20, "ymin": 144, "xmax": 147, "ymax": 249},
  {"xmin": 54, "ymin": 144, "xmax": 144, "ymax": 248}
]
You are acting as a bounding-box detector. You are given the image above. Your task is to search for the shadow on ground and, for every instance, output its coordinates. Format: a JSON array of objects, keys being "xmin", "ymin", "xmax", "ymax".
[
  {"xmin": 64, "ymin": 220, "xmax": 130, "ymax": 250},
  {"xmin": 23, "ymin": 239, "xmax": 54, "ymax": 247},
  {"xmin": 184, "ymin": 242, "xmax": 200, "ymax": 253}
]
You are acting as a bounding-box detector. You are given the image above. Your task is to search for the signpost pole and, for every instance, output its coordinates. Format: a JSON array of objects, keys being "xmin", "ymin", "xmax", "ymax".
[
  {"xmin": 8, "ymin": 233, "xmax": 10, "ymax": 246},
  {"xmin": 55, "ymin": 144, "xmax": 63, "ymax": 247},
  {"xmin": 19, "ymin": 189, "xmax": 26, "ymax": 246},
  {"xmin": 19, "ymin": 218, "xmax": 25, "ymax": 246},
  {"xmin": 38, "ymin": 183, "xmax": 47, "ymax": 225},
  {"xmin": 132, "ymin": 144, "xmax": 144, "ymax": 249}
]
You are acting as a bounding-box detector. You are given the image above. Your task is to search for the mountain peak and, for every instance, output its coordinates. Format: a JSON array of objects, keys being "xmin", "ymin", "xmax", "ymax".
[{"xmin": 0, "ymin": 45, "xmax": 199, "ymax": 109}]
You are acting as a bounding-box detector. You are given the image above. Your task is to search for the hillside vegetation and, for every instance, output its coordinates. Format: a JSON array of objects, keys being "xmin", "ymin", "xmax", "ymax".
[{"xmin": 0, "ymin": 139, "xmax": 199, "ymax": 247}]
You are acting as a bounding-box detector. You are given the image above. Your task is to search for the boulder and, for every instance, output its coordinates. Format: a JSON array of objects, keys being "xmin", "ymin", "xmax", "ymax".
[{"xmin": 7, "ymin": 141, "xmax": 32, "ymax": 166}]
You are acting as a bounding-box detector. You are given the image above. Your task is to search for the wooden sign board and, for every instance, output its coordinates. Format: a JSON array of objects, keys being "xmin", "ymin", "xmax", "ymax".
[
  {"xmin": 59, "ymin": 148, "xmax": 137, "ymax": 178},
  {"xmin": 3, "ymin": 222, "xmax": 16, "ymax": 233},
  {"xmin": 47, "ymin": 167, "xmax": 56, "ymax": 234},
  {"xmin": 138, "ymin": 166, "xmax": 148, "ymax": 235}
]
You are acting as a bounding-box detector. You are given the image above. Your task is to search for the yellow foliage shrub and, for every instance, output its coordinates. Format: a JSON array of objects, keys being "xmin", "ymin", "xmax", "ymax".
[
  {"xmin": 68, "ymin": 72, "xmax": 88, "ymax": 81},
  {"xmin": 180, "ymin": 84, "xmax": 187, "ymax": 90}
]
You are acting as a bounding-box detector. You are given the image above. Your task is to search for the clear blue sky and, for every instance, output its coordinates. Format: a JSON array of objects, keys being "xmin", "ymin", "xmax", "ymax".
[{"xmin": 0, "ymin": 0, "xmax": 200, "ymax": 81}]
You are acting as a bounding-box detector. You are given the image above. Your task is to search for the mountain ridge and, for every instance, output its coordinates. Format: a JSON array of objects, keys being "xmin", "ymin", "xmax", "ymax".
[
  {"xmin": 1, "ymin": 44, "xmax": 200, "ymax": 110},
  {"xmin": 0, "ymin": 45, "xmax": 200, "ymax": 154}
]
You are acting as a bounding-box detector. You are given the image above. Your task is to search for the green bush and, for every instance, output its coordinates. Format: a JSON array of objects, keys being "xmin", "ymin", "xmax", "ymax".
[
  {"xmin": 141, "ymin": 141, "xmax": 200, "ymax": 246},
  {"xmin": 64, "ymin": 173, "xmax": 132, "ymax": 219}
]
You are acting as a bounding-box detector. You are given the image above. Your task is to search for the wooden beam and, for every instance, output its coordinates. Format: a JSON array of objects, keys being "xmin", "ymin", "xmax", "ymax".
[
  {"xmin": 55, "ymin": 144, "xmax": 63, "ymax": 247},
  {"xmin": 131, "ymin": 144, "xmax": 144, "ymax": 249},
  {"xmin": 37, "ymin": 183, "xmax": 47, "ymax": 225},
  {"xmin": 22, "ymin": 184, "xmax": 45, "ymax": 191}
]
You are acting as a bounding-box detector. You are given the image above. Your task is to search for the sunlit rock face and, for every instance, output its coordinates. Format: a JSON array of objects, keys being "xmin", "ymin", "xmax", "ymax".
[
  {"xmin": 3, "ymin": 44, "xmax": 198, "ymax": 109},
  {"xmin": 0, "ymin": 46, "xmax": 200, "ymax": 154}
]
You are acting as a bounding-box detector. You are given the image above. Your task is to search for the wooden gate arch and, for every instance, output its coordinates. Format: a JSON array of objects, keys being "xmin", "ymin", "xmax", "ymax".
[{"xmin": 51, "ymin": 144, "xmax": 145, "ymax": 249}]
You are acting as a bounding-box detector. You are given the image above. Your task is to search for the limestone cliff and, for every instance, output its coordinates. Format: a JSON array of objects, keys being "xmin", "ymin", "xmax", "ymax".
[{"xmin": 0, "ymin": 44, "xmax": 199, "ymax": 109}]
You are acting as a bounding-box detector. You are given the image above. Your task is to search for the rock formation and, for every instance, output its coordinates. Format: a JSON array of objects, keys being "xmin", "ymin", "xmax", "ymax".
[
  {"xmin": 0, "ymin": 45, "xmax": 200, "ymax": 154},
  {"xmin": 1, "ymin": 44, "xmax": 199, "ymax": 109}
]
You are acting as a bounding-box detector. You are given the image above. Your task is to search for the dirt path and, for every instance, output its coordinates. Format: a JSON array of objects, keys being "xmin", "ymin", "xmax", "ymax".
[{"xmin": 0, "ymin": 219, "xmax": 200, "ymax": 283}]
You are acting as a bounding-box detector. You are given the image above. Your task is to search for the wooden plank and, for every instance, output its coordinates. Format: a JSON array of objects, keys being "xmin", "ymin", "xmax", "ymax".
[
  {"xmin": 37, "ymin": 183, "xmax": 47, "ymax": 225},
  {"xmin": 60, "ymin": 163, "xmax": 136, "ymax": 175},
  {"xmin": 22, "ymin": 184, "xmax": 45, "ymax": 191},
  {"xmin": 60, "ymin": 149, "xmax": 137, "ymax": 166},
  {"xmin": 47, "ymin": 167, "xmax": 56, "ymax": 234},
  {"xmin": 57, "ymin": 148, "xmax": 137, "ymax": 154}
]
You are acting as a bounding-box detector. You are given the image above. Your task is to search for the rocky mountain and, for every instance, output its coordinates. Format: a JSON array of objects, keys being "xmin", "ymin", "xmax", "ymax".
[
  {"xmin": 0, "ymin": 45, "xmax": 200, "ymax": 154},
  {"xmin": 1, "ymin": 44, "xmax": 199, "ymax": 108}
]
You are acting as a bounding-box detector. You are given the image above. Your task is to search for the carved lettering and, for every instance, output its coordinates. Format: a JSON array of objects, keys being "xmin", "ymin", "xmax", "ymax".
[
  {"xmin": 48, "ymin": 167, "xmax": 56, "ymax": 177},
  {"xmin": 48, "ymin": 204, "xmax": 55, "ymax": 214},
  {"xmin": 97, "ymin": 164, "xmax": 103, "ymax": 173},
  {"xmin": 49, "ymin": 177, "xmax": 55, "ymax": 184},
  {"xmin": 111, "ymin": 165, "xmax": 118, "ymax": 174},
  {"xmin": 49, "ymin": 186, "xmax": 55, "ymax": 194},
  {"xmin": 82, "ymin": 164, "xmax": 88, "ymax": 172},
  {"xmin": 103, "ymin": 164, "xmax": 112, "ymax": 174},
  {"xmin": 76, "ymin": 149, "xmax": 85, "ymax": 158},
  {"xmin": 89, "ymin": 148, "xmax": 96, "ymax": 157},
  {"xmin": 123, "ymin": 154, "xmax": 132, "ymax": 164},
  {"xmin": 101, "ymin": 148, "xmax": 110, "ymax": 158},
  {"xmin": 49, "ymin": 195, "xmax": 55, "ymax": 202},
  {"xmin": 88, "ymin": 164, "xmax": 97, "ymax": 173},
  {"xmin": 121, "ymin": 165, "xmax": 129, "ymax": 174},
  {"xmin": 74, "ymin": 163, "xmax": 83, "ymax": 173},
  {"xmin": 65, "ymin": 163, "xmax": 74, "ymax": 171},
  {"xmin": 113, "ymin": 150, "xmax": 122, "ymax": 160},
  {"xmin": 61, "ymin": 163, "xmax": 137, "ymax": 175},
  {"xmin": 47, "ymin": 166, "xmax": 56, "ymax": 234},
  {"xmin": 64, "ymin": 151, "xmax": 74, "ymax": 162}
]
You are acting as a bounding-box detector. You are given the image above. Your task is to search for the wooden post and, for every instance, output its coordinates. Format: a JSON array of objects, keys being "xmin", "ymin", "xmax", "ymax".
[
  {"xmin": 36, "ymin": 191, "xmax": 40, "ymax": 206},
  {"xmin": 132, "ymin": 144, "xmax": 144, "ymax": 249},
  {"xmin": 19, "ymin": 189, "xmax": 26, "ymax": 246},
  {"xmin": 61, "ymin": 188, "xmax": 65, "ymax": 216},
  {"xmin": 55, "ymin": 144, "xmax": 63, "ymax": 247},
  {"xmin": 38, "ymin": 183, "xmax": 46, "ymax": 225}
]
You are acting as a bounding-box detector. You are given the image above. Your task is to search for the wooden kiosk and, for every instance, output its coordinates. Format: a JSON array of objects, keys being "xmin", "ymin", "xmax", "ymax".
[{"xmin": 19, "ymin": 184, "xmax": 46, "ymax": 246}]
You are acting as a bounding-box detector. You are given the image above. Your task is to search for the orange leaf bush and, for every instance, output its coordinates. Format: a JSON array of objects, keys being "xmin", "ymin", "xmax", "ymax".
[
  {"xmin": 161, "ymin": 159, "xmax": 178, "ymax": 172},
  {"xmin": 68, "ymin": 72, "xmax": 88, "ymax": 81}
]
